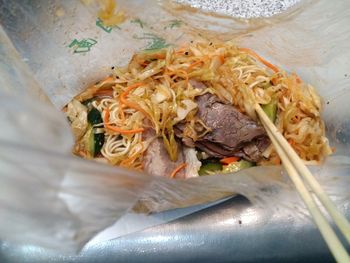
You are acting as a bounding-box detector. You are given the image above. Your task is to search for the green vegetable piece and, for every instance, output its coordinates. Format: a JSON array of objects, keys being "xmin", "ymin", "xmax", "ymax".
[
  {"xmin": 86, "ymin": 107, "xmax": 105, "ymax": 157},
  {"xmin": 199, "ymin": 161, "xmax": 223, "ymax": 176},
  {"xmin": 88, "ymin": 108, "xmax": 103, "ymax": 125},
  {"xmin": 86, "ymin": 126, "xmax": 95, "ymax": 157},
  {"xmin": 261, "ymin": 99, "xmax": 277, "ymax": 123},
  {"xmin": 93, "ymin": 133, "xmax": 104, "ymax": 157},
  {"xmin": 222, "ymin": 160, "xmax": 254, "ymax": 174},
  {"xmin": 87, "ymin": 125, "xmax": 105, "ymax": 157}
]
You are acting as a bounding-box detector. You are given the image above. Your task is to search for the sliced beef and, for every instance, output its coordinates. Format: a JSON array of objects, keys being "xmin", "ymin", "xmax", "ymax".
[
  {"xmin": 174, "ymin": 124, "xmax": 196, "ymax": 148},
  {"xmin": 195, "ymin": 140, "xmax": 233, "ymax": 157},
  {"xmin": 190, "ymin": 79, "xmax": 207, "ymax": 90},
  {"xmin": 143, "ymin": 129, "xmax": 186, "ymax": 178},
  {"xmin": 235, "ymin": 136, "xmax": 270, "ymax": 162},
  {"xmin": 176, "ymin": 92, "xmax": 270, "ymax": 162}
]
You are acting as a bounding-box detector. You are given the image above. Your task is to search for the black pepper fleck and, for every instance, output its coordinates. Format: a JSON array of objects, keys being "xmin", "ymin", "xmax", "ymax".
[
  {"xmin": 185, "ymin": 51, "xmax": 189, "ymax": 55},
  {"xmin": 327, "ymin": 101, "xmax": 329, "ymax": 105},
  {"xmin": 238, "ymin": 220, "xmax": 242, "ymax": 225},
  {"xmin": 111, "ymin": 66, "xmax": 115, "ymax": 70}
]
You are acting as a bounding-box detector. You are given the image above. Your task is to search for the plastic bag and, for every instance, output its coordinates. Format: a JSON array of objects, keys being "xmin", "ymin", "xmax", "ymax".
[{"xmin": 0, "ymin": 0, "xmax": 350, "ymax": 253}]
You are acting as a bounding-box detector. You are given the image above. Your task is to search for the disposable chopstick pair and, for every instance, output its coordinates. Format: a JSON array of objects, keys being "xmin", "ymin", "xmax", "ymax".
[{"xmin": 254, "ymin": 104, "xmax": 350, "ymax": 263}]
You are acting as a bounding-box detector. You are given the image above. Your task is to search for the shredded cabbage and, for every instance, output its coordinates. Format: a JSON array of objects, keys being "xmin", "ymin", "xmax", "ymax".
[
  {"xmin": 66, "ymin": 99, "xmax": 88, "ymax": 140},
  {"xmin": 174, "ymin": 99, "xmax": 197, "ymax": 122},
  {"xmin": 183, "ymin": 147, "xmax": 201, "ymax": 178}
]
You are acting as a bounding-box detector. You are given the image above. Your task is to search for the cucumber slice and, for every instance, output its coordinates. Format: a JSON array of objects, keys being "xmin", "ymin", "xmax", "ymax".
[
  {"xmin": 222, "ymin": 160, "xmax": 254, "ymax": 174},
  {"xmin": 199, "ymin": 160, "xmax": 223, "ymax": 176},
  {"xmin": 88, "ymin": 107, "xmax": 103, "ymax": 125},
  {"xmin": 261, "ymin": 99, "xmax": 277, "ymax": 123}
]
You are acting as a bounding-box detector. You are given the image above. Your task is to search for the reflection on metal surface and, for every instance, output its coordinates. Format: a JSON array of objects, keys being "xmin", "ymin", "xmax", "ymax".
[{"xmin": 239, "ymin": 207, "xmax": 261, "ymax": 225}]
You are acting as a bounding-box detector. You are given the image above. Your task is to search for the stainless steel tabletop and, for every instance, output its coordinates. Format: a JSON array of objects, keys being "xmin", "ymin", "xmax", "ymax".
[
  {"xmin": 0, "ymin": 0, "xmax": 349, "ymax": 262},
  {"xmin": 0, "ymin": 195, "xmax": 339, "ymax": 263}
]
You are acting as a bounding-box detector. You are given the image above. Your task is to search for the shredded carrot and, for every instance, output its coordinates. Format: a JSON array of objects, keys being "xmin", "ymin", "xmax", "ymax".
[
  {"xmin": 175, "ymin": 48, "xmax": 186, "ymax": 54},
  {"xmin": 94, "ymin": 88, "xmax": 114, "ymax": 97},
  {"xmin": 175, "ymin": 50, "xmax": 185, "ymax": 55},
  {"xmin": 170, "ymin": 163, "xmax": 187, "ymax": 179},
  {"xmin": 175, "ymin": 43, "xmax": 188, "ymax": 54},
  {"xmin": 152, "ymin": 53, "xmax": 166, "ymax": 59},
  {"xmin": 104, "ymin": 108, "xmax": 144, "ymax": 134},
  {"xmin": 120, "ymin": 155, "xmax": 138, "ymax": 167},
  {"xmin": 119, "ymin": 82, "xmax": 151, "ymax": 119},
  {"xmin": 220, "ymin": 156, "xmax": 240, "ymax": 165},
  {"xmin": 180, "ymin": 70, "xmax": 189, "ymax": 87},
  {"xmin": 187, "ymin": 55, "xmax": 210, "ymax": 71},
  {"xmin": 274, "ymin": 157, "xmax": 281, "ymax": 165},
  {"xmin": 98, "ymin": 76, "xmax": 115, "ymax": 86},
  {"xmin": 271, "ymin": 77, "xmax": 278, "ymax": 85},
  {"xmin": 188, "ymin": 60, "xmax": 204, "ymax": 70},
  {"xmin": 163, "ymin": 67, "xmax": 171, "ymax": 75},
  {"xmin": 102, "ymin": 76, "xmax": 114, "ymax": 82},
  {"xmin": 138, "ymin": 60, "xmax": 149, "ymax": 66},
  {"xmin": 239, "ymin": 48, "xmax": 279, "ymax": 73},
  {"xmin": 292, "ymin": 73, "xmax": 302, "ymax": 84},
  {"xmin": 217, "ymin": 54, "xmax": 225, "ymax": 64},
  {"xmin": 171, "ymin": 69, "xmax": 189, "ymax": 87}
]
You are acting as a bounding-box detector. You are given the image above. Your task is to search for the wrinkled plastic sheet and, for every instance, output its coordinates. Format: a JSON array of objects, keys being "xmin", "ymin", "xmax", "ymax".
[{"xmin": 0, "ymin": 0, "xmax": 350, "ymax": 253}]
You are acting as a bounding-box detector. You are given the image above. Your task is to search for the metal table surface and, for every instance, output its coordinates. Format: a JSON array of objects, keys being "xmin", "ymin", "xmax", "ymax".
[
  {"xmin": 0, "ymin": 196, "xmax": 339, "ymax": 263},
  {"xmin": 0, "ymin": 0, "xmax": 348, "ymax": 262}
]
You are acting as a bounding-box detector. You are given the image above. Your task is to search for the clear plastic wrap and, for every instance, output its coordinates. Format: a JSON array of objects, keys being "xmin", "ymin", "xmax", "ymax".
[{"xmin": 0, "ymin": 0, "xmax": 349, "ymax": 253}]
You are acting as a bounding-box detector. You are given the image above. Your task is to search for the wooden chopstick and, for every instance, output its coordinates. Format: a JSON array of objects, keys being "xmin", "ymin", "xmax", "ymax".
[
  {"xmin": 265, "ymin": 127, "xmax": 350, "ymax": 262},
  {"xmin": 254, "ymin": 104, "xmax": 350, "ymax": 240},
  {"xmin": 254, "ymin": 104, "xmax": 350, "ymax": 262}
]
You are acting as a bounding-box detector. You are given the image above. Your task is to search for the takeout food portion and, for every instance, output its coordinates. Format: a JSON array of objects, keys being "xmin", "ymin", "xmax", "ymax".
[{"xmin": 64, "ymin": 41, "xmax": 332, "ymax": 178}]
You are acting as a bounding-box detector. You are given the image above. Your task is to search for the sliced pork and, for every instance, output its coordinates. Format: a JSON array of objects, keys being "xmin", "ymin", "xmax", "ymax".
[{"xmin": 143, "ymin": 129, "xmax": 186, "ymax": 178}]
